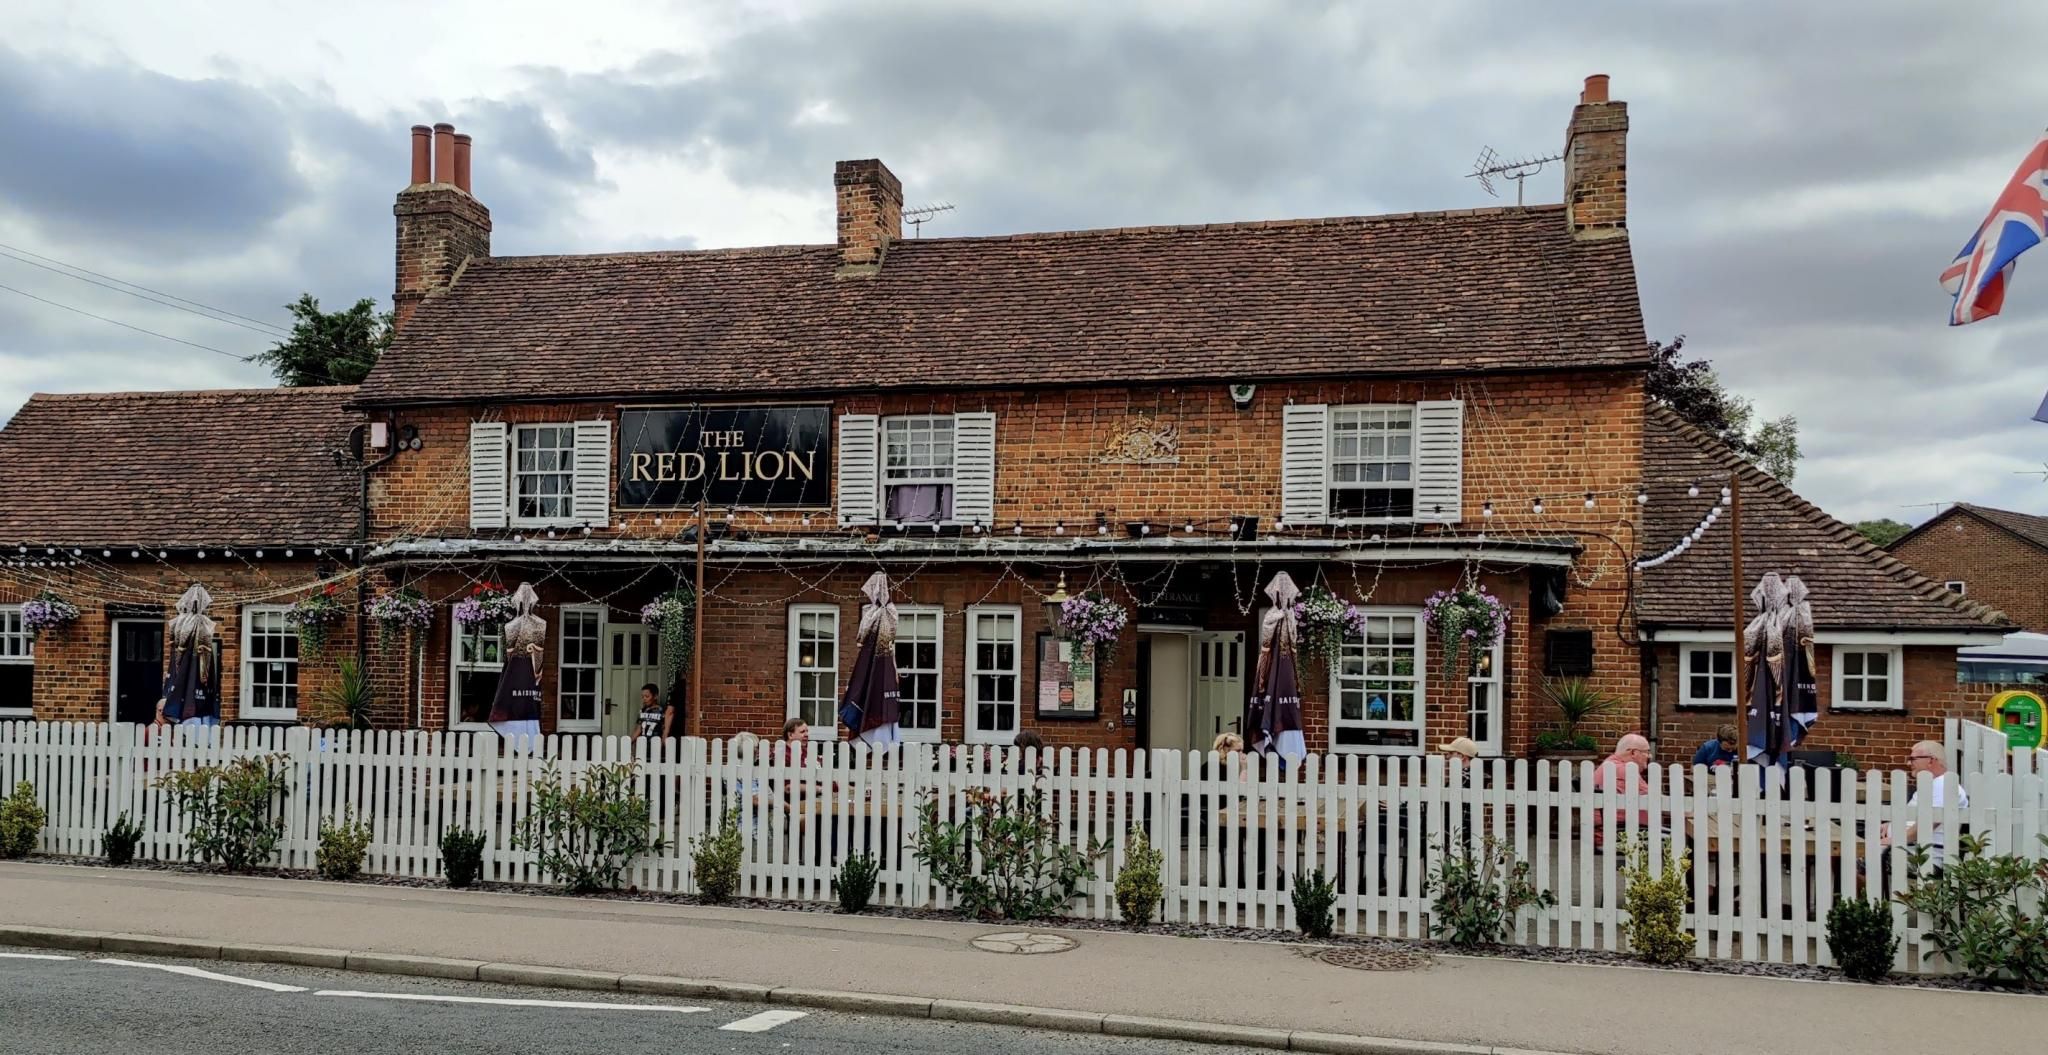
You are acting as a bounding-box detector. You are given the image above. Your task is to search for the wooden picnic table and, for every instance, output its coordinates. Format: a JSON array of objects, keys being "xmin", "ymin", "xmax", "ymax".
[{"xmin": 1682, "ymin": 814, "xmax": 1846, "ymax": 858}]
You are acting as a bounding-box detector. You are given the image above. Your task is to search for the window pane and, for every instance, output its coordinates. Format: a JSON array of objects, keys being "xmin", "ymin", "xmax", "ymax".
[
  {"xmin": 1867, "ymin": 677, "xmax": 1888, "ymax": 703},
  {"xmin": 1844, "ymin": 652, "xmax": 1864, "ymax": 676},
  {"xmin": 1866, "ymin": 652, "xmax": 1889, "ymax": 677}
]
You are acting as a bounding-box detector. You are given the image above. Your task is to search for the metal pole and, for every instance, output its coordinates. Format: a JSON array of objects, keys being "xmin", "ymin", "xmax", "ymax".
[
  {"xmin": 692, "ymin": 500, "xmax": 706, "ymax": 737},
  {"xmin": 1730, "ymin": 471, "xmax": 1747, "ymax": 761}
]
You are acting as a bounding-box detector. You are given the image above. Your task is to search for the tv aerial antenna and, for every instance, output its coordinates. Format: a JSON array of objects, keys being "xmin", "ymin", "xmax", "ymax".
[
  {"xmin": 1467, "ymin": 147, "xmax": 1565, "ymax": 207},
  {"xmin": 903, "ymin": 202, "xmax": 955, "ymax": 237}
]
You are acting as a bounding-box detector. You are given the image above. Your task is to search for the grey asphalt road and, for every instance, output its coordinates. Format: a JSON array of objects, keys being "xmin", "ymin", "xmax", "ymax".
[{"xmin": 0, "ymin": 946, "xmax": 1227, "ymax": 1055}]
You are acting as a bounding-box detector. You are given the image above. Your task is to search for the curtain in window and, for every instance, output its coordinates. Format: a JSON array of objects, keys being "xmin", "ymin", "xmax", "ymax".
[{"xmin": 886, "ymin": 484, "xmax": 953, "ymax": 523}]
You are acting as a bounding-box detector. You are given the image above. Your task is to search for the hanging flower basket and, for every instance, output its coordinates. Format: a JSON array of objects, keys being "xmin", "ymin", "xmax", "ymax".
[
  {"xmin": 1058, "ymin": 592, "xmax": 1129, "ymax": 668},
  {"xmin": 286, "ymin": 584, "xmax": 349, "ymax": 654},
  {"xmin": 20, "ymin": 590, "xmax": 79, "ymax": 639},
  {"xmin": 639, "ymin": 585, "xmax": 696, "ymax": 694},
  {"xmin": 1292, "ymin": 584, "xmax": 1365, "ymax": 669},
  {"xmin": 452, "ymin": 580, "xmax": 514, "ymax": 653},
  {"xmin": 367, "ymin": 587, "xmax": 434, "ymax": 651},
  {"xmin": 1423, "ymin": 586, "xmax": 1509, "ymax": 676}
]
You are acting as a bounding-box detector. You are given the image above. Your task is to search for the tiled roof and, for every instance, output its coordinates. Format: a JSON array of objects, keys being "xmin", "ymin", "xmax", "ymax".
[
  {"xmin": 1637, "ymin": 404, "xmax": 2007, "ymax": 632},
  {"xmin": 1892, "ymin": 503, "xmax": 2048, "ymax": 554},
  {"xmin": 0, "ymin": 387, "xmax": 361, "ymax": 548},
  {"xmin": 356, "ymin": 204, "xmax": 1647, "ymax": 405}
]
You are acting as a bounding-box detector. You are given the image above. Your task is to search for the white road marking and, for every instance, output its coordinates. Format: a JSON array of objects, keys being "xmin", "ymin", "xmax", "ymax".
[
  {"xmin": 0, "ymin": 952, "xmax": 74, "ymax": 961},
  {"xmin": 94, "ymin": 958, "xmax": 309, "ymax": 993},
  {"xmin": 313, "ymin": 990, "xmax": 707, "ymax": 1013},
  {"xmin": 719, "ymin": 1009, "xmax": 809, "ymax": 1033}
]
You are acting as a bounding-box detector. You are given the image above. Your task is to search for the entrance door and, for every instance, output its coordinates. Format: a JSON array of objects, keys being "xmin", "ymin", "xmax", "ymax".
[
  {"xmin": 111, "ymin": 620, "xmax": 164, "ymax": 724},
  {"xmin": 603, "ymin": 626, "xmax": 661, "ymax": 738},
  {"xmin": 1143, "ymin": 632, "xmax": 1193, "ymax": 752},
  {"xmin": 1192, "ymin": 631, "xmax": 1245, "ymax": 747}
]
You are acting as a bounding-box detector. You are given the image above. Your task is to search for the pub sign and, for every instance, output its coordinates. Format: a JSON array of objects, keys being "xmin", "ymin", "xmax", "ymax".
[{"xmin": 617, "ymin": 405, "xmax": 831, "ymax": 508}]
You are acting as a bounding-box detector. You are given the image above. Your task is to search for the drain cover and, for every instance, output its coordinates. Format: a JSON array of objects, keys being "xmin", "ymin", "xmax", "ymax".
[
  {"xmin": 971, "ymin": 931, "xmax": 1078, "ymax": 955},
  {"xmin": 1316, "ymin": 946, "xmax": 1432, "ymax": 972}
]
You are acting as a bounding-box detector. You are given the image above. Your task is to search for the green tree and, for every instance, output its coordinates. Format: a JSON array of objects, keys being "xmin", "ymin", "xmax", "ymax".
[
  {"xmin": 254, "ymin": 294, "xmax": 392, "ymax": 387},
  {"xmin": 1852, "ymin": 518, "xmax": 1912, "ymax": 547},
  {"xmin": 1647, "ymin": 335, "xmax": 1801, "ymax": 481}
]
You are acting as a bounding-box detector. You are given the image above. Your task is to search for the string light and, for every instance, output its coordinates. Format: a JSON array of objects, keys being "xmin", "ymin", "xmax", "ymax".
[
  {"xmin": 1481, "ymin": 500, "xmax": 1493, "ymax": 518},
  {"xmin": 1013, "ymin": 520, "xmax": 1024, "ymax": 536},
  {"xmin": 1635, "ymin": 486, "xmax": 1648, "ymax": 506},
  {"xmin": 1531, "ymin": 498, "xmax": 1544, "ymax": 515},
  {"xmin": 1687, "ymin": 482, "xmax": 1700, "ymax": 498},
  {"xmin": 1583, "ymin": 492, "xmax": 1595, "ymax": 510},
  {"xmin": 1055, "ymin": 522, "xmax": 1065, "ymax": 535}
]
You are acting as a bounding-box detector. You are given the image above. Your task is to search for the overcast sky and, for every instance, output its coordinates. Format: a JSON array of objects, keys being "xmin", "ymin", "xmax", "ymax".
[{"xmin": 2, "ymin": 0, "xmax": 2044, "ymax": 525}]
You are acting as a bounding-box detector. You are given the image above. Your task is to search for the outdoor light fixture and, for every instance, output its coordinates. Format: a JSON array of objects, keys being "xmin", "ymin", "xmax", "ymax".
[
  {"xmin": 1532, "ymin": 498, "xmax": 1545, "ymax": 515},
  {"xmin": 1688, "ymin": 482, "xmax": 1700, "ymax": 498},
  {"xmin": 1584, "ymin": 493, "xmax": 1595, "ymax": 510},
  {"xmin": 1013, "ymin": 521, "xmax": 1023, "ymax": 536},
  {"xmin": 1636, "ymin": 487, "xmax": 1648, "ymax": 505},
  {"xmin": 1044, "ymin": 572, "xmax": 1071, "ymax": 637},
  {"xmin": 1055, "ymin": 521, "xmax": 1066, "ymax": 535},
  {"xmin": 1482, "ymin": 501, "xmax": 1494, "ymax": 517}
]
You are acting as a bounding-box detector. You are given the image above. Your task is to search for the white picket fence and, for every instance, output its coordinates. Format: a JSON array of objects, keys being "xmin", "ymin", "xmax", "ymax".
[{"xmin": 4, "ymin": 719, "xmax": 2045, "ymax": 974}]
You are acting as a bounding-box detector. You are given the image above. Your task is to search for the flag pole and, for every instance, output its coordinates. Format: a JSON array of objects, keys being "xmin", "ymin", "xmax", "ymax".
[
  {"xmin": 692, "ymin": 499, "xmax": 706, "ymax": 737},
  {"xmin": 1730, "ymin": 470, "xmax": 1747, "ymax": 760}
]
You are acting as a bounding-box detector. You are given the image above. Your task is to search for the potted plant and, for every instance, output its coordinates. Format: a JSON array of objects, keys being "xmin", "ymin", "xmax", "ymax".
[
  {"xmin": 286, "ymin": 583, "xmax": 348, "ymax": 654},
  {"xmin": 1422, "ymin": 586, "xmax": 1509, "ymax": 675},
  {"xmin": 367, "ymin": 587, "xmax": 434, "ymax": 651},
  {"xmin": 20, "ymin": 590, "xmax": 80, "ymax": 640},
  {"xmin": 1532, "ymin": 677, "xmax": 1618, "ymax": 759},
  {"xmin": 452, "ymin": 580, "xmax": 514, "ymax": 650},
  {"xmin": 639, "ymin": 586, "xmax": 696, "ymax": 698},
  {"xmin": 1057, "ymin": 592, "xmax": 1129, "ymax": 667},
  {"xmin": 1293, "ymin": 584, "xmax": 1364, "ymax": 671}
]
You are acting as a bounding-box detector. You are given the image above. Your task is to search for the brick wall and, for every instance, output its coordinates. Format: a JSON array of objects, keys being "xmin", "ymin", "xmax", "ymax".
[
  {"xmin": 1, "ymin": 560, "xmax": 358, "ymax": 724},
  {"xmin": 1889, "ymin": 513, "xmax": 2048, "ymax": 631}
]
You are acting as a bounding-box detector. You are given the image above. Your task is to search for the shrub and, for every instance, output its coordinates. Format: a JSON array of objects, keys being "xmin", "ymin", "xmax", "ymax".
[
  {"xmin": 910, "ymin": 787, "xmax": 1106, "ymax": 920},
  {"xmin": 1827, "ymin": 897, "xmax": 1898, "ymax": 982},
  {"xmin": 440, "ymin": 827, "xmax": 487, "ymax": 889},
  {"xmin": 156, "ymin": 756, "xmax": 289, "ymax": 871},
  {"xmin": 316, "ymin": 812, "xmax": 375, "ymax": 880},
  {"xmin": 1619, "ymin": 836, "xmax": 1693, "ymax": 964},
  {"xmin": 319, "ymin": 656, "xmax": 375, "ymax": 731},
  {"xmin": 692, "ymin": 806, "xmax": 744, "ymax": 903},
  {"xmin": 1426, "ymin": 835, "xmax": 1554, "ymax": 946},
  {"xmin": 1291, "ymin": 867, "xmax": 1337, "ymax": 939},
  {"xmin": 511, "ymin": 762, "xmax": 665, "ymax": 893},
  {"xmin": 102, "ymin": 812, "xmax": 144, "ymax": 866},
  {"xmin": 0, "ymin": 781, "xmax": 46, "ymax": 858},
  {"xmin": 1114, "ymin": 826, "xmax": 1165, "ymax": 927},
  {"xmin": 834, "ymin": 852, "xmax": 880, "ymax": 913},
  {"xmin": 1896, "ymin": 833, "xmax": 2048, "ymax": 986}
]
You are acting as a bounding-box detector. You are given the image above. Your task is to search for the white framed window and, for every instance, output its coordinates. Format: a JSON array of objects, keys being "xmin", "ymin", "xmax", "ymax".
[
  {"xmin": 451, "ymin": 625, "xmax": 504, "ymax": 729},
  {"xmin": 240, "ymin": 606, "xmax": 300, "ymax": 720},
  {"xmin": 556, "ymin": 605, "xmax": 604, "ymax": 733},
  {"xmin": 512, "ymin": 423, "xmax": 578, "ymax": 525},
  {"xmin": 881, "ymin": 414, "xmax": 956, "ymax": 524},
  {"xmin": 787, "ymin": 605, "xmax": 840, "ymax": 740},
  {"xmin": 1945, "ymin": 580, "xmax": 1967, "ymax": 596},
  {"xmin": 1327, "ymin": 405, "xmax": 1415, "ymax": 521},
  {"xmin": 1833, "ymin": 646, "xmax": 1903, "ymax": 711},
  {"xmin": 1679, "ymin": 644, "xmax": 1737, "ymax": 708},
  {"xmin": 1330, "ymin": 608, "xmax": 1425, "ymax": 754},
  {"xmin": 895, "ymin": 606, "xmax": 943, "ymax": 742},
  {"xmin": 1466, "ymin": 638, "xmax": 1504, "ymax": 756},
  {"xmin": 0, "ymin": 606, "xmax": 32, "ymax": 717},
  {"xmin": 966, "ymin": 605, "xmax": 1022, "ymax": 744}
]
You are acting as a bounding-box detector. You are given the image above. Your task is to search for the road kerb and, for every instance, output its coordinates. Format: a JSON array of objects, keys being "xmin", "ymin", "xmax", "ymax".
[
  {"xmin": 0, "ymin": 926, "xmax": 102, "ymax": 952},
  {"xmin": 1289, "ymin": 1031, "xmax": 1494, "ymax": 1055},
  {"xmin": 768, "ymin": 986, "xmax": 933, "ymax": 1017},
  {"xmin": 479, "ymin": 963, "xmax": 622, "ymax": 990},
  {"xmin": 221, "ymin": 943, "xmax": 350, "ymax": 969},
  {"xmin": 344, "ymin": 951, "xmax": 485, "ymax": 980},
  {"xmin": 1105, "ymin": 1013, "xmax": 1291, "ymax": 1049},
  {"xmin": 620, "ymin": 974, "xmax": 775, "ymax": 1002},
  {"xmin": 931, "ymin": 999, "xmax": 1106, "ymax": 1032},
  {"xmin": 100, "ymin": 933, "xmax": 223, "ymax": 959}
]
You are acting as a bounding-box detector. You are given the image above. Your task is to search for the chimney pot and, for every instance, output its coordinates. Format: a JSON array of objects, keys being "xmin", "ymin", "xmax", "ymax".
[
  {"xmin": 432, "ymin": 123, "xmax": 455, "ymax": 185},
  {"xmin": 453, "ymin": 134, "xmax": 473, "ymax": 195},
  {"xmin": 409, "ymin": 125, "xmax": 432, "ymax": 186},
  {"xmin": 1583, "ymin": 74, "xmax": 1610, "ymax": 104}
]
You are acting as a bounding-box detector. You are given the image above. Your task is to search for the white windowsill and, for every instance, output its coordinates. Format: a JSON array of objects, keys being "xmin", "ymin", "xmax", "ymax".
[{"xmin": 0, "ymin": 708, "xmax": 33, "ymax": 718}]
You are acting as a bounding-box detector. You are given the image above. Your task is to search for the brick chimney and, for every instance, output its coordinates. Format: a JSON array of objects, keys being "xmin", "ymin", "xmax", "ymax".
[
  {"xmin": 393, "ymin": 122, "xmax": 491, "ymax": 332},
  {"xmin": 1563, "ymin": 74, "xmax": 1627, "ymax": 241},
  {"xmin": 834, "ymin": 159, "xmax": 902, "ymax": 276}
]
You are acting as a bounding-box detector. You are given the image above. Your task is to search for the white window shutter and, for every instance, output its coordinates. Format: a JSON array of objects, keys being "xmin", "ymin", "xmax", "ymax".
[
  {"xmin": 1281, "ymin": 403, "xmax": 1329, "ymax": 525},
  {"xmin": 952, "ymin": 411, "xmax": 997, "ymax": 527},
  {"xmin": 573, "ymin": 420, "xmax": 612, "ymax": 526},
  {"xmin": 1413, "ymin": 400, "xmax": 1464, "ymax": 524},
  {"xmin": 468, "ymin": 421, "xmax": 509, "ymax": 529},
  {"xmin": 837, "ymin": 414, "xmax": 880, "ymax": 526}
]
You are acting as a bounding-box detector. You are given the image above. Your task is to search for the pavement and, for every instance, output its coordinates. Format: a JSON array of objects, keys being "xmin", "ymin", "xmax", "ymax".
[
  {"xmin": 0, "ymin": 949, "xmax": 1227, "ymax": 1055},
  {"xmin": 0, "ymin": 859, "xmax": 2038, "ymax": 1055}
]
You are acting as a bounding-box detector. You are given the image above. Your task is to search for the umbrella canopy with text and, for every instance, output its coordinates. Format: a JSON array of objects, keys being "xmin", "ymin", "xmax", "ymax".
[{"xmin": 838, "ymin": 571, "xmax": 903, "ymax": 747}]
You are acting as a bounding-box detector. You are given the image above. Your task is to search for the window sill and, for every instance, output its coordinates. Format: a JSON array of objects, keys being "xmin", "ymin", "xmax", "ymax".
[
  {"xmin": 1826, "ymin": 706, "xmax": 1908, "ymax": 715},
  {"xmin": 1674, "ymin": 701, "xmax": 1738, "ymax": 710},
  {"xmin": 1330, "ymin": 744, "xmax": 1424, "ymax": 756},
  {"xmin": 233, "ymin": 716, "xmax": 300, "ymax": 726},
  {"xmin": 508, "ymin": 518, "xmax": 584, "ymax": 530},
  {"xmin": 0, "ymin": 708, "xmax": 34, "ymax": 719}
]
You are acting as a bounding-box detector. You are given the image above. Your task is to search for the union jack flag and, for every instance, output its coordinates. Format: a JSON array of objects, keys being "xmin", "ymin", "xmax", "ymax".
[{"xmin": 1941, "ymin": 131, "xmax": 2048, "ymax": 326}]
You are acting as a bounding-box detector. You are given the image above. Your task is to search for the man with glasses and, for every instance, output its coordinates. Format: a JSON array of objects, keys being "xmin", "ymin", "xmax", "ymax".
[{"xmin": 1882, "ymin": 741, "xmax": 1968, "ymax": 870}]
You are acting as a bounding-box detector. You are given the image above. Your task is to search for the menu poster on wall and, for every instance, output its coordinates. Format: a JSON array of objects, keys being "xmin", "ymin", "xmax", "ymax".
[{"xmin": 1035, "ymin": 633, "xmax": 1098, "ymax": 719}]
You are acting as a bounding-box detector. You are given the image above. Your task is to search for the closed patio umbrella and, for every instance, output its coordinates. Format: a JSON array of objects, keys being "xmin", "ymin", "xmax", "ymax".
[
  {"xmin": 1249, "ymin": 572, "xmax": 1307, "ymax": 765},
  {"xmin": 838, "ymin": 571, "xmax": 902, "ymax": 748},
  {"xmin": 490, "ymin": 583, "xmax": 545, "ymax": 746},
  {"xmin": 1743, "ymin": 573, "xmax": 1818, "ymax": 764},
  {"xmin": 161, "ymin": 584, "xmax": 222, "ymax": 726}
]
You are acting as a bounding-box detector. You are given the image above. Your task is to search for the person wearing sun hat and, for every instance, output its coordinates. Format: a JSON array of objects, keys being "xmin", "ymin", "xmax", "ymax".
[{"xmin": 1438, "ymin": 736, "xmax": 1482, "ymax": 762}]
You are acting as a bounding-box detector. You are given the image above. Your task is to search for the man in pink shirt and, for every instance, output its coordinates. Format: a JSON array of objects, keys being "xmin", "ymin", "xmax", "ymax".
[{"xmin": 1592, "ymin": 733, "xmax": 1654, "ymax": 850}]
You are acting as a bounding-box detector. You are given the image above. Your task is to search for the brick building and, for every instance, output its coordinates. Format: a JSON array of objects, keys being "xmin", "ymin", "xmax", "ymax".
[
  {"xmin": 1887, "ymin": 503, "xmax": 2048, "ymax": 632},
  {"xmin": 1636, "ymin": 407, "xmax": 2008, "ymax": 764},
  {"xmin": 0, "ymin": 388, "xmax": 363, "ymax": 724}
]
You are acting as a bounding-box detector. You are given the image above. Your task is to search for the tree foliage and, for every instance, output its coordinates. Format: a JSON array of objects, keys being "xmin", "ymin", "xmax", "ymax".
[
  {"xmin": 1852, "ymin": 519, "xmax": 1913, "ymax": 547},
  {"xmin": 254, "ymin": 294, "xmax": 392, "ymax": 387},
  {"xmin": 1647, "ymin": 335, "xmax": 1801, "ymax": 481}
]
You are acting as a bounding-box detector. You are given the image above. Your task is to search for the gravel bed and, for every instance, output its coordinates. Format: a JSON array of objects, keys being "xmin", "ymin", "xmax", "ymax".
[{"xmin": 25, "ymin": 853, "xmax": 2036, "ymax": 995}]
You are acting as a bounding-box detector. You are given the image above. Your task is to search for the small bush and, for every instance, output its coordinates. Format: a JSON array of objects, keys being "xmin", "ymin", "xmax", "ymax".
[
  {"xmin": 910, "ymin": 787, "xmax": 1106, "ymax": 920},
  {"xmin": 1619, "ymin": 836, "xmax": 1693, "ymax": 964},
  {"xmin": 155, "ymin": 756, "xmax": 290, "ymax": 871},
  {"xmin": 1114, "ymin": 826, "xmax": 1165, "ymax": 927},
  {"xmin": 1427, "ymin": 835, "xmax": 1554, "ymax": 946},
  {"xmin": 1896, "ymin": 833, "xmax": 2048, "ymax": 985},
  {"xmin": 316, "ymin": 812, "xmax": 375, "ymax": 881},
  {"xmin": 835, "ymin": 852, "xmax": 879, "ymax": 913},
  {"xmin": 692, "ymin": 806, "xmax": 744, "ymax": 903},
  {"xmin": 440, "ymin": 827, "xmax": 487, "ymax": 889},
  {"xmin": 0, "ymin": 781, "xmax": 46, "ymax": 859},
  {"xmin": 102, "ymin": 812, "xmax": 143, "ymax": 866},
  {"xmin": 511, "ymin": 762, "xmax": 665, "ymax": 893},
  {"xmin": 1827, "ymin": 897, "xmax": 1898, "ymax": 982},
  {"xmin": 1291, "ymin": 867, "xmax": 1337, "ymax": 939}
]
